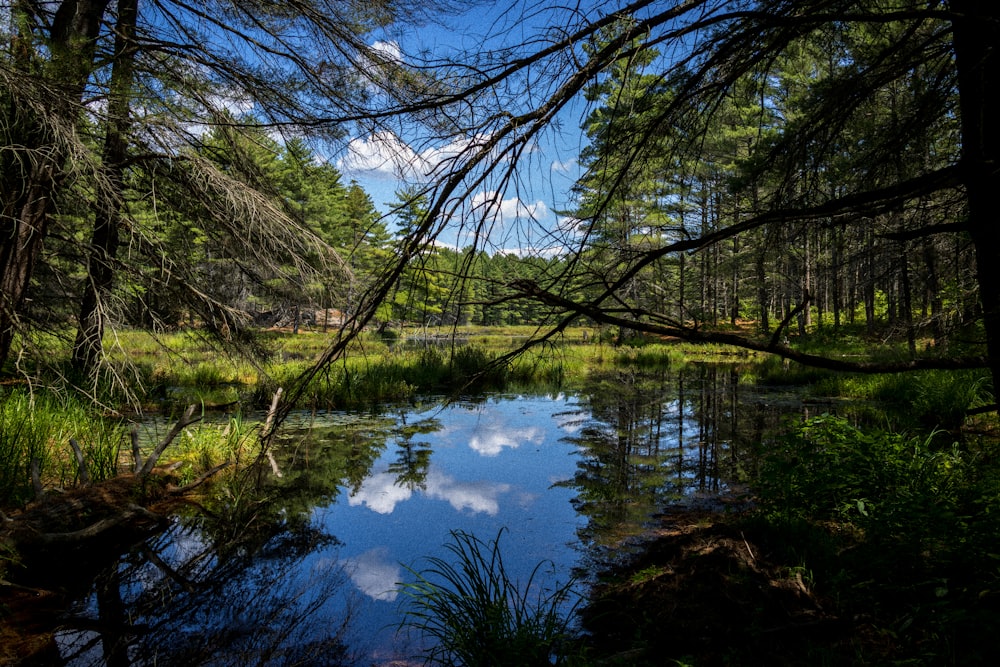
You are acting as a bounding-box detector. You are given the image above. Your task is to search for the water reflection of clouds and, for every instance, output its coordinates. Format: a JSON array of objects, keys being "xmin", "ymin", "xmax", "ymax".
[
  {"xmin": 516, "ymin": 490, "xmax": 540, "ymax": 509},
  {"xmin": 468, "ymin": 423, "xmax": 543, "ymax": 456},
  {"xmin": 426, "ymin": 470, "xmax": 511, "ymax": 514},
  {"xmin": 343, "ymin": 548, "xmax": 401, "ymax": 602},
  {"xmin": 553, "ymin": 409, "xmax": 587, "ymax": 435},
  {"xmin": 349, "ymin": 468, "xmax": 510, "ymax": 516},
  {"xmin": 348, "ymin": 471, "xmax": 412, "ymax": 514}
]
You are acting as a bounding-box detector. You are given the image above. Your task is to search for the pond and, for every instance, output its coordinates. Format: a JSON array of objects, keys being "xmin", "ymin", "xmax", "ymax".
[{"xmin": 12, "ymin": 363, "xmax": 838, "ymax": 665}]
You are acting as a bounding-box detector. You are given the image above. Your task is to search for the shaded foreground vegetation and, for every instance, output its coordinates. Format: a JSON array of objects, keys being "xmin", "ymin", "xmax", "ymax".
[
  {"xmin": 580, "ymin": 416, "xmax": 1000, "ymax": 665},
  {"xmin": 2, "ymin": 328, "xmax": 1000, "ymax": 665}
]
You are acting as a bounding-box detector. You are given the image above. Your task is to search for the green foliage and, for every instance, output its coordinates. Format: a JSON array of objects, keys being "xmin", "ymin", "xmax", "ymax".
[
  {"xmin": 173, "ymin": 415, "xmax": 256, "ymax": 484},
  {"xmin": 911, "ymin": 370, "xmax": 992, "ymax": 429},
  {"xmin": 752, "ymin": 415, "xmax": 1000, "ymax": 662},
  {"xmin": 400, "ymin": 529, "xmax": 581, "ymax": 666},
  {"xmin": 0, "ymin": 391, "xmax": 53, "ymax": 507},
  {"xmin": 810, "ymin": 369, "xmax": 992, "ymax": 429},
  {"xmin": 757, "ymin": 416, "xmax": 965, "ymax": 527}
]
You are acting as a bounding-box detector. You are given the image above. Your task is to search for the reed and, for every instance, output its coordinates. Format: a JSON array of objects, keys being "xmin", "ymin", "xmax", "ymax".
[
  {"xmin": 171, "ymin": 414, "xmax": 256, "ymax": 483},
  {"xmin": 400, "ymin": 529, "xmax": 581, "ymax": 666},
  {"xmin": 810, "ymin": 368, "xmax": 992, "ymax": 429}
]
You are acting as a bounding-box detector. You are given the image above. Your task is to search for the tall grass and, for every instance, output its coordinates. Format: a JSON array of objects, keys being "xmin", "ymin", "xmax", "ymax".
[
  {"xmin": 0, "ymin": 390, "xmax": 126, "ymax": 505},
  {"xmin": 400, "ymin": 529, "xmax": 581, "ymax": 666},
  {"xmin": 101, "ymin": 327, "xmax": 711, "ymax": 411},
  {"xmin": 0, "ymin": 391, "xmax": 52, "ymax": 506},
  {"xmin": 170, "ymin": 414, "xmax": 256, "ymax": 484},
  {"xmin": 810, "ymin": 368, "xmax": 992, "ymax": 429}
]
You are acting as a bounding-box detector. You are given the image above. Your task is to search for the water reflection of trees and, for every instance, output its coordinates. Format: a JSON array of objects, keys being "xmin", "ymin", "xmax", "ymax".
[
  {"xmin": 276, "ymin": 411, "xmax": 439, "ymax": 498},
  {"xmin": 47, "ymin": 410, "xmax": 438, "ymax": 666},
  {"xmin": 275, "ymin": 412, "xmax": 398, "ymax": 500},
  {"xmin": 563, "ymin": 363, "xmax": 780, "ymax": 552},
  {"xmin": 53, "ymin": 500, "xmax": 353, "ymax": 666},
  {"xmin": 387, "ymin": 414, "xmax": 438, "ymax": 491}
]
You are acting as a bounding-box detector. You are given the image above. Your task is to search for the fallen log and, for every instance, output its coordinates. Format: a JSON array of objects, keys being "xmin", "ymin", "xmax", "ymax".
[
  {"xmin": 29, "ymin": 503, "xmax": 163, "ymax": 545},
  {"xmin": 0, "ymin": 405, "xmax": 218, "ymax": 567}
]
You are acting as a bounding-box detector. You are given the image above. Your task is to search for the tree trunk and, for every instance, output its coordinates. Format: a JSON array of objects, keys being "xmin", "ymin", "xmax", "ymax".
[
  {"xmin": 832, "ymin": 226, "xmax": 842, "ymax": 329},
  {"xmin": 900, "ymin": 240, "xmax": 916, "ymax": 358},
  {"xmin": 0, "ymin": 174, "xmax": 54, "ymax": 365},
  {"xmin": 731, "ymin": 235, "xmax": 739, "ymax": 327},
  {"xmin": 73, "ymin": 0, "xmax": 139, "ymax": 375},
  {"xmin": 864, "ymin": 229, "xmax": 876, "ymax": 333},
  {"xmin": 802, "ymin": 228, "xmax": 811, "ymax": 332},
  {"xmin": 0, "ymin": 0, "xmax": 112, "ymax": 369},
  {"xmin": 952, "ymin": 0, "xmax": 1000, "ymax": 398},
  {"xmin": 922, "ymin": 236, "xmax": 943, "ymax": 343},
  {"xmin": 756, "ymin": 251, "xmax": 769, "ymax": 333}
]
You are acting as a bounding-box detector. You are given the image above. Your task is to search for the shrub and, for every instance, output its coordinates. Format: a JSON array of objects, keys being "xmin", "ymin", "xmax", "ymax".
[{"xmin": 751, "ymin": 415, "xmax": 1000, "ymax": 663}]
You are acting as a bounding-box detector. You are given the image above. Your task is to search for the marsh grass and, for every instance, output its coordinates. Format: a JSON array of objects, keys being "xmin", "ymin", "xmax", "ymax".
[
  {"xmin": 93, "ymin": 327, "xmax": 709, "ymax": 412},
  {"xmin": 400, "ymin": 529, "xmax": 582, "ymax": 666},
  {"xmin": 0, "ymin": 390, "xmax": 126, "ymax": 505},
  {"xmin": 0, "ymin": 391, "xmax": 53, "ymax": 506},
  {"xmin": 810, "ymin": 368, "xmax": 992, "ymax": 429},
  {"xmin": 249, "ymin": 343, "xmax": 523, "ymax": 409},
  {"xmin": 172, "ymin": 414, "xmax": 256, "ymax": 484}
]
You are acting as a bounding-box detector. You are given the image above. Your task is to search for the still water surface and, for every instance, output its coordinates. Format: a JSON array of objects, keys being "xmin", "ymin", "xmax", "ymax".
[{"xmin": 47, "ymin": 364, "xmax": 810, "ymax": 665}]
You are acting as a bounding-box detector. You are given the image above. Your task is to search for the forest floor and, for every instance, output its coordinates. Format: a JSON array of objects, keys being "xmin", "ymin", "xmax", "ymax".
[{"xmin": 580, "ymin": 509, "xmax": 901, "ymax": 667}]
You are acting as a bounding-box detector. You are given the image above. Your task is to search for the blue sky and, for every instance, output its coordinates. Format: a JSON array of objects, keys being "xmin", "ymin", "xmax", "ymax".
[{"xmin": 333, "ymin": 2, "xmax": 590, "ymax": 254}]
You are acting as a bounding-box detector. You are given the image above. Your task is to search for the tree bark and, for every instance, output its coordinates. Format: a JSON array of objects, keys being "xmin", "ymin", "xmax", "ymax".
[
  {"xmin": 73, "ymin": 0, "xmax": 139, "ymax": 375},
  {"xmin": 952, "ymin": 0, "xmax": 1000, "ymax": 397}
]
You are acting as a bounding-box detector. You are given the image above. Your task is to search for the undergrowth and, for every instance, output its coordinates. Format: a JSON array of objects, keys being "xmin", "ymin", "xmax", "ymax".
[
  {"xmin": 0, "ymin": 390, "xmax": 126, "ymax": 506},
  {"xmin": 748, "ymin": 414, "xmax": 1000, "ymax": 664}
]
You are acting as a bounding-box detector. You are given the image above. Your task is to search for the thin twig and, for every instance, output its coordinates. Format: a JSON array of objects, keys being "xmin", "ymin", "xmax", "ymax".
[
  {"xmin": 138, "ymin": 404, "xmax": 201, "ymax": 478},
  {"xmin": 68, "ymin": 438, "xmax": 90, "ymax": 486},
  {"xmin": 169, "ymin": 460, "xmax": 232, "ymax": 494},
  {"xmin": 740, "ymin": 531, "xmax": 756, "ymax": 563}
]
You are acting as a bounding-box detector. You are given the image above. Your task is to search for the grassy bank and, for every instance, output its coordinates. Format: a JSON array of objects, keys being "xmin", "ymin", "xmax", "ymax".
[{"xmin": 3, "ymin": 325, "xmax": 994, "ymax": 511}]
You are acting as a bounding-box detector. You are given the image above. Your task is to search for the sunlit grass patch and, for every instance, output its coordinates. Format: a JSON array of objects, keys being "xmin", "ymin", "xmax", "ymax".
[
  {"xmin": 0, "ymin": 390, "xmax": 127, "ymax": 505},
  {"xmin": 172, "ymin": 415, "xmax": 256, "ymax": 484}
]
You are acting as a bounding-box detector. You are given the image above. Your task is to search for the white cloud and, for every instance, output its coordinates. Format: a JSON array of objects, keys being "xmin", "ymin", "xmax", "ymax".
[
  {"xmin": 348, "ymin": 471, "xmax": 413, "ymax": 514},
  {"xmin": 557, "ymin": 215, "xmax": 586, "ymax": 234},
  {"xmin": 338, "ymin": 132, "xmax": 486, "ymax": 181},
  {"xmin": 348, "ymin": 467, "xmax": 511, "ymax": 516},
  {"xmin": 551, "ymin": 158, "xmax": 577, "ymax": 173},
  {"xmin": 492, "ymin": 244, "xmax": 568, "ymax": 258},
  {"xmin": 470, "ymin": 190, "xmax": 550, "ymax": 223},
  {"xmin": 370, "ymin": 40, "xmax": 403, "ymax": 63},
  {"xmin": 344, "ymin": 548, "xmax": 401, "ymax": 602},
  {"xmin": 468, "ymin": 423, "xmax": 544, "ymax": 457},
  {"xmin": 339, "ymin": 132, "xmax": 420, "ymax": 179},
  {"xmin": 425, "ymin": 470, "xmax": 511, "ymax": 514}
]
